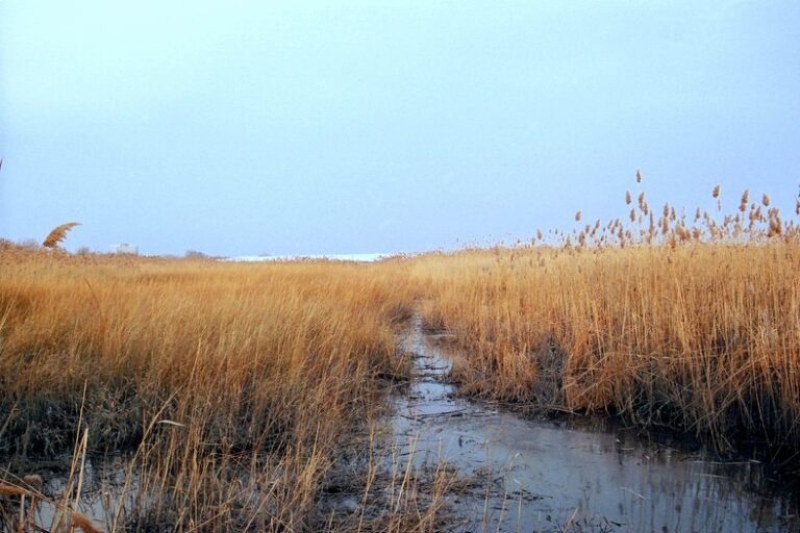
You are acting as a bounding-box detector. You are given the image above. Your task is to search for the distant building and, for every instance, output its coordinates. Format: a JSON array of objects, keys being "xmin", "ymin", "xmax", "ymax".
[{"xmin": 110, "ymin": 243, "xmax": 138, "ymax": 255}]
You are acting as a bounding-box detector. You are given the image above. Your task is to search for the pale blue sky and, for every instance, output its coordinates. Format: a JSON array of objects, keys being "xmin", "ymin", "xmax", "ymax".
[{"xmin": 1, "ymin": 1, "xmax": 798, "ymax": 256}]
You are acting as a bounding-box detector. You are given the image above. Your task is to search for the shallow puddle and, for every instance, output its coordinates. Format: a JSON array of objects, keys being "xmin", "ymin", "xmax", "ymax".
[{"xmin": 387, "ymin": 316, "xmax": 800, "ymax": 532}]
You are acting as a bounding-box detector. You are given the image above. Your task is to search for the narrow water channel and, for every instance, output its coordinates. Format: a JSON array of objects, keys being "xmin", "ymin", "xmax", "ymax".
[
  {"xmin": 388, "ymin": 316, "xmax": 799, "ymax": 532},
  {"xmin": 13, "ymin": 319, "xmax": 799, "ymax": 533}
]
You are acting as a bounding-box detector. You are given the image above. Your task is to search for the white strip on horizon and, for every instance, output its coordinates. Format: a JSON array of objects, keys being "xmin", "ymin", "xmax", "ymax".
[{"xmin": 224, "ymin": 252, "xmax": 400, "ymax": 263}]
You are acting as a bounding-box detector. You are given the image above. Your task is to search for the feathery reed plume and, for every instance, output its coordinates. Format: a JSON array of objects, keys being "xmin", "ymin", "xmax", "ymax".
[
  {"xmin": 625, "ymin": 191, "xmax": 632, "ymax": 205},
  {"xmin": 43, "ymin": 222, "xmax": 81, "ymax": 248},
  {"xmin": 637, "ymin": 193, "xmax": 649, "ymax": 215},
  {"xmin": 635, "ymin": 169, "xmax": 642, "ymax": 183},
  {"xmin": 711, "ymin": 183, "xmax": 722, "ymax": 211},
  {"xmin": 739, "ymin": 189, "xmax": 749, "ymax": 212},
  {"xmin": 575, "ymin": 210, "xmax": 582, "ymax": 222},
  {"xmin": 762, "ymin": 193, "xmax": 770, "ymax": 207},
  {"xmin": 768, "ymin": 209, "xmax": 782, "ymax": 237},
  {"xmin": 675, "ymin": 223, "xmax": 689, "ymax": 242}
]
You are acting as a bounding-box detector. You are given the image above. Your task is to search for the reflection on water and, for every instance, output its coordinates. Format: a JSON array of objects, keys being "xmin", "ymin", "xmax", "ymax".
[
  {"xmin": 390, "ymin": 317, "xmax": 799, "ymax": 532},
  {"xmin": 11, "ymin": 318, "xmax": 798, "ymax": 533},
  {"xmin": 6, "ymin": 454, "xmax": 138, "ymax": 533}
]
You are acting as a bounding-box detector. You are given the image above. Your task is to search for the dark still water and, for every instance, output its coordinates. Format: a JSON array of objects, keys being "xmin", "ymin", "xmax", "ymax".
[{"xmin": 389, "ymin": 318, "xmax": 798, "ymax": 532}]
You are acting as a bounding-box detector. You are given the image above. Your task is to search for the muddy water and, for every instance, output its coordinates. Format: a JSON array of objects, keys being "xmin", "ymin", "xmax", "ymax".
[{"xmin": 388, "ymin": 317, "xmax": 799, "ymax": 532}]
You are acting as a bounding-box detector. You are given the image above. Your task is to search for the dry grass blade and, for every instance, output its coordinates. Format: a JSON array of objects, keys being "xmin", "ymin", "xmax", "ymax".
[
  {"xmin": 43, "ymin": 222, "xmax": 81, "ymax": 248},
  {"xmin": 0, "ymin": 480, "xmax": 103, "ymax": 533}
]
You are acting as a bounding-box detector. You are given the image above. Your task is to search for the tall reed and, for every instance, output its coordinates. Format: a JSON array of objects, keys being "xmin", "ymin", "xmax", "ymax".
[
  {"xmin": 412, "ymin": 187, "xmax": 800, "ymax": 460},
  {"xmin": 0, "ymin": 250, "xmax": 420, "ymax": 531}
]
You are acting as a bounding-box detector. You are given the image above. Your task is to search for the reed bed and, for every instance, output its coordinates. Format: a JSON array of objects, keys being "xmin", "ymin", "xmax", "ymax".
[
  {"xmin": 0, "ymin": 249, "xmax": 435, "ymax": 532},
  {"xmin": 2, "ymin": 183, "xmax": 800, "ymax": 530},
  {"xmin": 411, "ymin": 186, "xmax": 800, "ymax": 461}
]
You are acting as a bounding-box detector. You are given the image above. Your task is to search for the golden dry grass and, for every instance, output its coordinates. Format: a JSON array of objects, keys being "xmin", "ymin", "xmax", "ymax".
[
  {"xmin": 2, "ymin": 183, "xmax": 800, "ymax": 531},
  {"xmin": 0, "ymin": 250, "xmax": 423, "ymax": 531},
  {"xmin": 409, "ymin": 187, "xmax": 800, "ymax": 459}
]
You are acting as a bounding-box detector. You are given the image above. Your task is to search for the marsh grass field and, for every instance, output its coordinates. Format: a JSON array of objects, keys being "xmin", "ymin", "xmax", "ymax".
[{"xmin": 1, "ymin": 185, "xmax": 800, "ymax": 532}]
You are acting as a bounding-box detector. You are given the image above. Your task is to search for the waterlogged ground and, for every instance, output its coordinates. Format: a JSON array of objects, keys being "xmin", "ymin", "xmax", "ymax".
[
  {"xmin": 385, "ymin": 316, "xmax": 800, "ymax": 533},
  {"xmin": 7, "ymin": 319, "xmax": 800, "ymax": 533}
]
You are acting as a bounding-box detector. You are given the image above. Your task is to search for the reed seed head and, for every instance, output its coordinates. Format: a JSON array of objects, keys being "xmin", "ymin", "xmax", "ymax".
[{"xmin": 43, "ymin": 222, "xmax": 81, "ymax": 248}]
